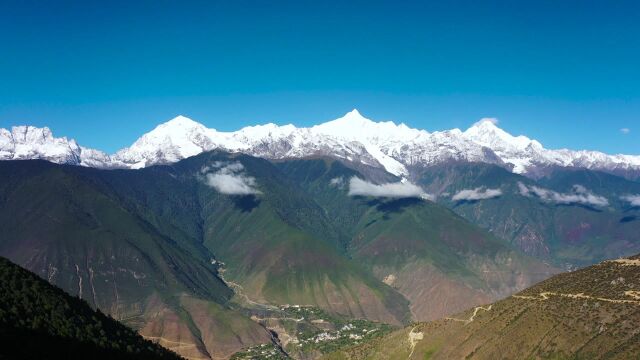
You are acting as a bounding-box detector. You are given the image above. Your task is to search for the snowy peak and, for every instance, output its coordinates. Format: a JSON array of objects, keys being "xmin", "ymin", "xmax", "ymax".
[
  {"xmin": 146, "ymin": 115, "xmax": 210, "ymax": 137},
  {"xmin": 463, "ymin": 118, "xmax": 501, "ymax": 141},
  {"xmin": 2, "ymin": 110, "xmax": 640, "ymax": 180},
  {"xmin": 312, "ymin": 109, "xmax": 378, "ymax": 136},
  {"xmin": 0, "ymin": 125, "xmax": 80, "ymax": 162},
  {"xmin": 114, "ymin": 115, "xmax": 223, "ymax": 168},
  {"xmin": 312, "ymin": 109, "xmax": 427, "ymax": 145},
  {"xmin": 0, "ymin": 125, "xmax": 112, "ymax": 167},
  {"xmin": 464, "ymin": 118, "xmax": 537, "ymax": 150},
  {"xmin": 235, "ymin": 122, "xmax": 298, "ymax": 140},
  {"xmin": 164, "ymin": 114, "xmax": 201, "ymax": 126},
  {"xmin": 338, "ymin": 108, "xmax": 367, "ymax": 122},
  {"xmin": 11, "ymin": 125, "xmax": 55, "ymax": 143}
]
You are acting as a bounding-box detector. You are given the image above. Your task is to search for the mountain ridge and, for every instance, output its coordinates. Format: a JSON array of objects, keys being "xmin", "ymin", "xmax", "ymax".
[{"xmin": 2, "ymin": 110, "xmax": 640, "ymax": 179}]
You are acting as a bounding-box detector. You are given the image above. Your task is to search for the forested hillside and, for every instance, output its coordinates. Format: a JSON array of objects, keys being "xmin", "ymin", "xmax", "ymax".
[{"xmin": 0, "ymin": 256, "xmax": 182, "ymax": 360}]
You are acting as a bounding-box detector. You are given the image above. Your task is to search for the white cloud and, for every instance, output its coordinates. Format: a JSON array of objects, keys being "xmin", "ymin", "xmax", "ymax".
[
  {"xmin": 347, "ymin": 177, "xmax": 433, "ymax": 200},
  {"xmin": 518, "ymin": 182, "xmax": 608, "ymax": 207},
  {"xmin": 620, "ymin": 128, "xmax": 630, "ymax": 134},
  {"xmin": 452, "ymin": 187, "xmax": 502, "ymax": 201},
  {"xmin": 517, "ymin": 182, "xmax": 530, "ymax": 196},
  {"xmin": 329, "ymin": 176, "xmax": 345, "ymax": 189},
  {"xmin": 201, "ymin": 162, "xmax": 261, "ymax": 195},
  {"xmin": 621, "ymin": 194, "xmax": 640, "ymax": 206},
  {"xmin": 573, "ymin": 184, "xmax": 588, "ymax": 194}
]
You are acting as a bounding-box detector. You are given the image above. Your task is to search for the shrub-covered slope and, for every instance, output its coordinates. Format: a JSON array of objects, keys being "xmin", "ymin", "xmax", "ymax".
[{"xmin": 323, "ymin": 253, "xmax": 640, "ymax": 359}]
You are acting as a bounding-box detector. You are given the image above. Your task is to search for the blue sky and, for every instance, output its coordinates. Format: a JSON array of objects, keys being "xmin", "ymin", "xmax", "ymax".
[{"xmin": 1, "ymin": 0, "xmax": 639, "ymax": 154}]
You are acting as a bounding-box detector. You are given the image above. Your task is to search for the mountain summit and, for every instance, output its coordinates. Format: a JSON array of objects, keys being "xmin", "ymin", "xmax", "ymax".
[{"xmin": 2, "ymin": 110, "xmax": 640, "ymax": 179}]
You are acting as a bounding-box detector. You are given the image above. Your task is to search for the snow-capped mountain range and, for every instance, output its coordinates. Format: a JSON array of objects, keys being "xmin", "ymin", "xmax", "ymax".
[{"xmin": 2, "ymin": 109, "xmax": 640, "ymax": 179}]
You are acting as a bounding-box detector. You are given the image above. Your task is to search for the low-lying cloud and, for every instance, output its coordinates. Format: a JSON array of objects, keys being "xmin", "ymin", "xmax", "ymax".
[
  {"xmin": 452, "ymin": 187, "xmax": 502, "ymax": 201},
  {"xmin": 201, "ymin": 161, "xmax": 261, "ymax": 195},
  {"xmin": 517, "ymin": 182, "xmax": 530, "ymax": 196},
  {"xmin": 518, "ymin": 182, "xmax": 608, "ymax": 207},
  {"xmin": 348, "ymin": 177, "xmax": 433, "ymax": 200},
  {"xmin": 329, "ymin": 176, "xmax": 346, "ymax": 189},
  {"xmin": 621, "ymin": 194, "xmax": 640, "ymax": 207}
]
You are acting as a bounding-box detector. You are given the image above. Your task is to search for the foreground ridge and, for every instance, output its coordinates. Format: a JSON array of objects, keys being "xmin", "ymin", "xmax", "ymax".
[{"xmin": 0, "ymin": 257, "xmax": 182, "ymax": 360}]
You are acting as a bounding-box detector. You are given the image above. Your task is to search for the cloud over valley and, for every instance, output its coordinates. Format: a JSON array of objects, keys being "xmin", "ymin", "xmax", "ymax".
[
  {"xmin": 201, "ymin": 161, "xmax": 261, "ymax": 195},
  {"xmin": 347, "ymin": 177, "xmax": 433, "ymax": 200},
  {"xmin": 452, "ymin": 187, "xmax": 502, "ymax": 201}
]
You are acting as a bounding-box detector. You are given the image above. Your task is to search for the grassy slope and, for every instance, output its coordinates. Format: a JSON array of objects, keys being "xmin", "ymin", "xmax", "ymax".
[
  {"xmin": 323, "ymin": 253, "xmax": 640, "ymax": 360},
  {"xmin": 0, "ymin": 256, "xmax": 182, "ymax": 360}
]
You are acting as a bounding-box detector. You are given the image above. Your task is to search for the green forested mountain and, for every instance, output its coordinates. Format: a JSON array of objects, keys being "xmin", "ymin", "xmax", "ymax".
[
  {"xmin": 0, "ymin": 159, "xmax": 272, "ymax": 360},
  {"xmin": 0, "ymin": 256, "xmax": 182, "ymax": 360},
  {"xmin": 323, "ymin": 253, "xmax": 640, "ymax": 360},
  {"xmin": 276, "ymin": 158, "xmax": 555, "ymax": 321},
  {"xmin": 2, "ymin": 153, "xmax": 637, "ymax": 359},
  {"xmin": 0, "ymin": 155, "xmax": 412, "ymax": 358},
  {"xmin": 418, "ymin": 162, "xmax": 640, "ymax": 268},
  {"xmin": 85, "ymin": 152, "xmax": 413, "ymax": 325}
]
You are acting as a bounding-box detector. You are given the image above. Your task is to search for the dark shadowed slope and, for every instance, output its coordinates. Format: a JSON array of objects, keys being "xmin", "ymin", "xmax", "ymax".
[{"xmin": 0, "ymin": 256, "xmax": 182, "ymax": 360}]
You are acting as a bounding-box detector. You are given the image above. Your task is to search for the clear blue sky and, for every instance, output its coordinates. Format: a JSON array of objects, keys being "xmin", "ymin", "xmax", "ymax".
[{"xmin": 1, "ymin": 0, "xmax": 639, "ymax": 154}]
